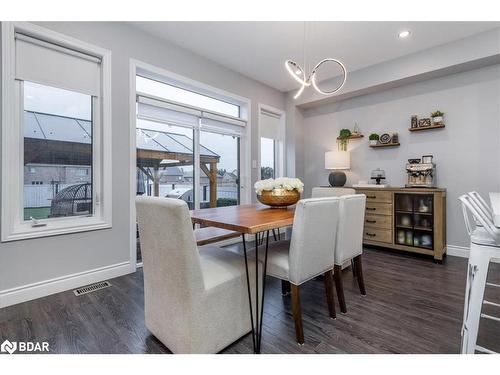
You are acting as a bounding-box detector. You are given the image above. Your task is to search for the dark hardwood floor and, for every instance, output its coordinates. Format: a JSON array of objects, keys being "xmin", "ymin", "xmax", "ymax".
[{"xmin": 1, "ymin": 246, "xmax": 499, "ymax": 354}]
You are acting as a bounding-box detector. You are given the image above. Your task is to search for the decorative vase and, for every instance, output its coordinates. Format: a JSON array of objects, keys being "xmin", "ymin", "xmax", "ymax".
[
  {"xmin": 257, "ymin": 188, "xmax": 300, "ymax": 208},
  {"xmin": 369, "ymin": 140, "xmax": 378, "ymax": 146}
]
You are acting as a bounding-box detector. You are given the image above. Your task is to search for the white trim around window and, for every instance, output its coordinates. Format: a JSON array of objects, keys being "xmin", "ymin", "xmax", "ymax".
[
  {"xmin": 1, "ymin": 22, "xmax": 112, "ymax": 242},
  {"xmin": 257, "ymin": 103, "xmax": 286, "ymax": 179}
]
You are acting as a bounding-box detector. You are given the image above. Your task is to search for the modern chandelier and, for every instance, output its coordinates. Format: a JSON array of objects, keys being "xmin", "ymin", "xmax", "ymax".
[{"xmin": 285, "ymin": 23, "xmax": 347, "ymax": 100}]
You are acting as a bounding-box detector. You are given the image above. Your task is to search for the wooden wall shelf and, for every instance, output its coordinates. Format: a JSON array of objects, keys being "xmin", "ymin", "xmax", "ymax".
[
  {"xmin": 409, "ymin": 124, "xmax": 445, "ymax": 132},
  {"xmin": 369, "ymin": 142, "xmax": 400, "ymax": 148},
  {"xmin": 336, "ymin": 134, "xmax": 364, "ymax": 140}
]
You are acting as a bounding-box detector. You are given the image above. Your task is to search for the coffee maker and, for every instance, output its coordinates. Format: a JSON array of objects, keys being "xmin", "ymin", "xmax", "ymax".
[{"xmin": 406, "ymin": 156, "xmax": 436, "ymax": 188}]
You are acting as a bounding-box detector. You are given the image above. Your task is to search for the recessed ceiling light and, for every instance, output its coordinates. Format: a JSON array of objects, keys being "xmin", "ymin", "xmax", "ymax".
[{"xmin": 398, "ymin": 30, "xmax": 411, "ymax": 39}]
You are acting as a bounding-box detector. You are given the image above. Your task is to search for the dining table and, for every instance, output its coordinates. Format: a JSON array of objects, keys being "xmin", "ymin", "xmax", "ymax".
[{"xmin": 190, "ymin": 203, "xmax": 295, "ymax": 354}]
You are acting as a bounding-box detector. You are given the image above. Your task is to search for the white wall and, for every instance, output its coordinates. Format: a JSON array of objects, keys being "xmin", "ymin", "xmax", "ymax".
[
  {"xmin": 301, "ymin": 64, "xmax": 500, "ymax": 249},
  {"xmin": 0, "ymin": 22, "xmax": 285, "ymax": 306}
]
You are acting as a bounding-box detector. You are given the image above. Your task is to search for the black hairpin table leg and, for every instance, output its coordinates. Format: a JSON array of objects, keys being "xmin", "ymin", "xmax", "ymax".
[{"xmin": 241, "ymin": 230, "xmax": 270, "ymax": 354}]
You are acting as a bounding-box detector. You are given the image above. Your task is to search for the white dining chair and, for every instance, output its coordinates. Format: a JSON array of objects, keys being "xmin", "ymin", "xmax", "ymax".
[
  {"xmin": 312, "ymin": 187, "xmax": 355, "ymax": 198},
  {"xmin": 333, "ymin": 194, "xmax": 367, "ymax": 313},
  {"xmin": 136, "ymin": 196, "xmax": 261, "ymax": 354},
  {"xmin": 251, "ymin": 197, "xmax": 340, "ymax": 344},
  {"xmin": 311, "ymin": 188, "xmax": 367, "ymax": 312},
  {"xmin": 459, "ymin": 193, "xmax": 500, "ymax": 354}
]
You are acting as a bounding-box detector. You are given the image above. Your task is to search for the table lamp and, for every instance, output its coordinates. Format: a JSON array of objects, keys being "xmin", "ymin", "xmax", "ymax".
[{"xmin": 325, "ymin": 150, "xmax": 350, "ymax": 187}]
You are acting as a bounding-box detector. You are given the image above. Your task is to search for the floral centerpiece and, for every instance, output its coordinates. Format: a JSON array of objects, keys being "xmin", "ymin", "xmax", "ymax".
[{"xmin": 254, "ymin": 177, "xmax": 304, "ymax": 208}]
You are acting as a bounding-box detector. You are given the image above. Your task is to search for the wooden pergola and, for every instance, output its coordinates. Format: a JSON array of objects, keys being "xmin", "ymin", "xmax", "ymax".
[
  {"xmin": 23, "ymin": 110, "xmax": 221, "ymax": 208},
  {"xmin": 136, "ymin": 147, "xmax": 220, "ymax": 207}
]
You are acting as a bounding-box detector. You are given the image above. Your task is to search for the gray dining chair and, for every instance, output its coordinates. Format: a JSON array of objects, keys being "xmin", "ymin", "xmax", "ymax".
[
  {"xmin": 136, "ymin": 196, "xmax": 260, "ymax": 353},
  {"xmin": 250, "ymin": 197, "xmax": 340, "ymax": 344}
]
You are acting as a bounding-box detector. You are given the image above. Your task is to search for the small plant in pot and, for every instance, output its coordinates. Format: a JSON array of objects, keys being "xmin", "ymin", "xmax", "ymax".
[
  {"xmin": 369, "ymin": 133, "xmax": 379, "ymax": 146},
  {"xmin": 337, "ymin": 128, "xmax": 351, "ymax": 151},
  {"xmin": 431, "ymin": 110, "xmax": 444, "ymax": 125}
]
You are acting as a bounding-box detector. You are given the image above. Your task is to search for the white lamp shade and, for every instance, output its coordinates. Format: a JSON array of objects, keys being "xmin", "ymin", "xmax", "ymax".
[{"xmin": 325, "ymin": 150, "xmax": 350, "ymax": 170}]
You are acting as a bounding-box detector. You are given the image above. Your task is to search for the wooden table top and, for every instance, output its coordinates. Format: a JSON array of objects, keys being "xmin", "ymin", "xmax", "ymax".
[{"xmin": 190, "ymin": 204, "xmax": 295, "ymax": 234}]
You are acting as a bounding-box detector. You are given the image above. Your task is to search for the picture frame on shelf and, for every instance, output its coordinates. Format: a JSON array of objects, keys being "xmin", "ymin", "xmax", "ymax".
[{"xmin": 418, "ymin": 118, "xmax": 432, "ymax": 128}]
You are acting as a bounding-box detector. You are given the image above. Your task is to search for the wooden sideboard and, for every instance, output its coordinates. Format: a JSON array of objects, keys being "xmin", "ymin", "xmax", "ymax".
[{"xmin": 354, "ymin": 187, "xmax": 446, "ymax": 262}]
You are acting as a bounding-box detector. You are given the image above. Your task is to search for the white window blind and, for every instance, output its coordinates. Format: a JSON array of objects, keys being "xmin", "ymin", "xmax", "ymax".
[
  {"xmin": 15, "ymin": 33, "xmax": 101, "ymax": 96},
  {"xmin": 200, "ymin": 112, "xmax": 246, "ymax": 136},
  {"xmin": 137, "ymin": 94, "xmax": 246, "ymax": 135},
  {"xmin": 259, "ymin": 109, "xmax": 283, "ymax": 140},
  {"xmin": 137, "ymin": 95, "xmax": 201, "ymax": 128}
]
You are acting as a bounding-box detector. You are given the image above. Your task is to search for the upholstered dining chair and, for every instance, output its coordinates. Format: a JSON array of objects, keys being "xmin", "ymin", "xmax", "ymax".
[
  {"xmin": 312, "ymin": 187, "xmax": 355, "ymax": 198},
  {"xmin": 333, "ymin": 194, "xmax": 367, "ymax": 313},
  {"xmin": 136, "ymin": 196, "xmax": 260, "ymax": 353},
  {"xmin": 251, "ymin": 197, "xmax": 340, "ymax": 344},
  {"xmin": 312, "ymin": 187, "xmax": 366, "ymax": 314}
]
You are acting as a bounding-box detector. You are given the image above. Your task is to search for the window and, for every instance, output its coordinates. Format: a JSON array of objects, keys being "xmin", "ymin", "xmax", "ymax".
[
  {"xmin": 259, "ymin": 105, "xmax": 285, "ymax": 180},
  {"xmin": 1, "ymin": 22, "xmax": 112, "ymax": 241},
  {"xmin": 199, "ymin": 130, "xmax": 240, "ymax": 208},
  {"xmin": 23, "ymin": 82, "xmax": 93, "ymax": 221},
  {"xmin": 136, "ymin": 119, "xmax": 195, "ymax": 209},
  {"xmin": 134, "ymin": 70, "xmax": 250, "ymax": 263},
  {"xmin": 135, "ymin": 75, "xmax": 248, "ymax": 209},
  {"xmin": 260, "ymin": 137, "xmax": 275, "ymax": 179}
]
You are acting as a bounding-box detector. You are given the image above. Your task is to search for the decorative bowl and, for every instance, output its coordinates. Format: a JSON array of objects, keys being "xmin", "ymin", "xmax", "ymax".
[{"xmin": 257, "ymin": 188, "xmax": 300, "ymax": 208}]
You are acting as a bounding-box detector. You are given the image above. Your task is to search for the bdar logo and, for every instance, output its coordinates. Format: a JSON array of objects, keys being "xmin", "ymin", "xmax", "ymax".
[{"xmin": 1, "ymin": 340, "xmax": 17, "ymax": 354}]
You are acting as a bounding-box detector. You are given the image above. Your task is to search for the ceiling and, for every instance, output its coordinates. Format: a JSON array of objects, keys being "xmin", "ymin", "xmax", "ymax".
[{"xmin": 130, "ymin": 22, "xmax": 500, "ymax": 92}]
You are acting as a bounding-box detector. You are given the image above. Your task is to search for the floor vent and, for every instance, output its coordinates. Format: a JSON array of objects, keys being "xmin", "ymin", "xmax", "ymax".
[{"xmin": 73, "ymin": 281, "xmax": 112, "ymax": 296}]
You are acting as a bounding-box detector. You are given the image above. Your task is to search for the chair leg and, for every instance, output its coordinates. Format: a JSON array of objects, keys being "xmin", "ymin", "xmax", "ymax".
[
  {"xmin": 291, "ymin": 284, "xmax": 304, "ymax": 345},
  {"xmin": 351, "ymin": 259, "xmax": 357, "ymax": 277},
  {"xmin": 281, "ymin": 280, "xmax": 291, "ymax": 296},
  {"xmin": 272, "ymin": 229, "xmax": 278, "ymax": 241},
  {"xmin": 354, "ymin": 255, "xmax": 366, "ymax": 295},
  {"xmin": 462, "ymin": 244, "xmax": 491, "ymax": 353},
  {"xmin": 324, "ymin": 270, "xmax": 336, "ymax": 319},
  {"xmin": 333, "ymin": 265, "xmax": 347, "ymax": 313}
]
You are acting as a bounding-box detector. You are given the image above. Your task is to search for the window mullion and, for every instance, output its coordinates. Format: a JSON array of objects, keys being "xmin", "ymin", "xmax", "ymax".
[{"xmin": 193, "ymin": 119, "xmax": 201, "ymax": 210}]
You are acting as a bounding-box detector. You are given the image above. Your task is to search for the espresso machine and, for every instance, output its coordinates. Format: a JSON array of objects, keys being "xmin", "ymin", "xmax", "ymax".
[{"xmin": 405, "ymin": 156, "xmax": 436, "ymax": 188}]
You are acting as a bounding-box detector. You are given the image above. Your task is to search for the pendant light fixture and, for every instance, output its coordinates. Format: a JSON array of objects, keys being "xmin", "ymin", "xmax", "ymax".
[{"xmin": 285, "ymin": 22, "xmax": 347, "ymax": 99}]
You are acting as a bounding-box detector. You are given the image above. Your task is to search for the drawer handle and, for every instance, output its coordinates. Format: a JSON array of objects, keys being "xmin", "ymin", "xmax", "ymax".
[
  {"xmin": 366, "ymin": 219, "xmax": 377, "ymax": 223},
  {"xmin": 366, "ymin": 207, "xmax": 376, "ymax": 211},
  {"xmin": 367, "ymin": 195, "xmax": 377, "ymax": 199},
  {"xmin": 365, "ymin": 232, "xmax": 376, "ymax": 237}
]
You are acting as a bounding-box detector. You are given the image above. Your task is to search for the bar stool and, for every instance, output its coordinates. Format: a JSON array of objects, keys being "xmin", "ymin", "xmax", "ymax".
[{"xmin": 459, "ymin": 193, "xmax": 500, "ymax": 354}]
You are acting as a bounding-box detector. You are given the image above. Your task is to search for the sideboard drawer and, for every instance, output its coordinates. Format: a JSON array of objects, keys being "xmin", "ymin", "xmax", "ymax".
[
  {"xmin": 363, "ymin": 227, "xmax": 392, "ymax": 243},
  {"xmin": 365, "ymin": 202, "xmax": 392, "ymax": 216},
  {"xmin": 357, "ymin": 190, "xmax": 392, "ymax": 203},
  {"xmin": 364, "ymin": 214, "xmax": 391, "ymax": 229}
]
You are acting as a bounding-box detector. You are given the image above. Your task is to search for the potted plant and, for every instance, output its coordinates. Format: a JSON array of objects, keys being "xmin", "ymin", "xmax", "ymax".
[
  {"xmin": 431, "ymin": 110, "xmax": 444, "ymax": 125},
  {"xmin": 337, "ymin": 128, "xmax": 351, "ymax": 151},
  {"xmin": 369, "ymin": 133, "xmax": 379, "ymax": 146}
]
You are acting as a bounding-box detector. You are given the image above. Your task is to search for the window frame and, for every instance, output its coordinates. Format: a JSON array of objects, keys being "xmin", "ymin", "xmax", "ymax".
[
  {"xmin": 1, "ymin": 22, "xmax": 112, "ymax": 242},
  {"xmin": 258, "ymin": 103, "xmax": 286, "ymax": 180}
]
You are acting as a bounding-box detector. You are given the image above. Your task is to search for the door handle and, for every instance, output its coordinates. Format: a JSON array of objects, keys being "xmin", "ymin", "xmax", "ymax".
[
  {"xmin": 366, "ymin": 207, "xmax": 376, "ymax": 211},
  {"xmin": 367, "ymin": 195, "xmax": 377, "ymax": 199},
  {"xmin": 366, "ymin": 219, "xmax": 376, "ymax": 223},
  {"xmin": 365, "ymin": 232, "xmax": 376, "ymax": 237}
]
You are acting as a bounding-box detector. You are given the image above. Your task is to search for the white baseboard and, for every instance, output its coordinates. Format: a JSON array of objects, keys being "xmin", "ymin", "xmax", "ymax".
[
  {"xmin": 446, "ymin": 245, "xmax": 470, "ymax": 258},
  {"xmin": 0, "ymin": 261, "xmax": 134, "ymax": 308}
]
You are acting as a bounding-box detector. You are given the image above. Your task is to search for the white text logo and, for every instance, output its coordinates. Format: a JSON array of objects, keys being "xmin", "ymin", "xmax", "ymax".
[{"xmin": 1, "ymin": 339, "xmax": 49, "ymax": 354}]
